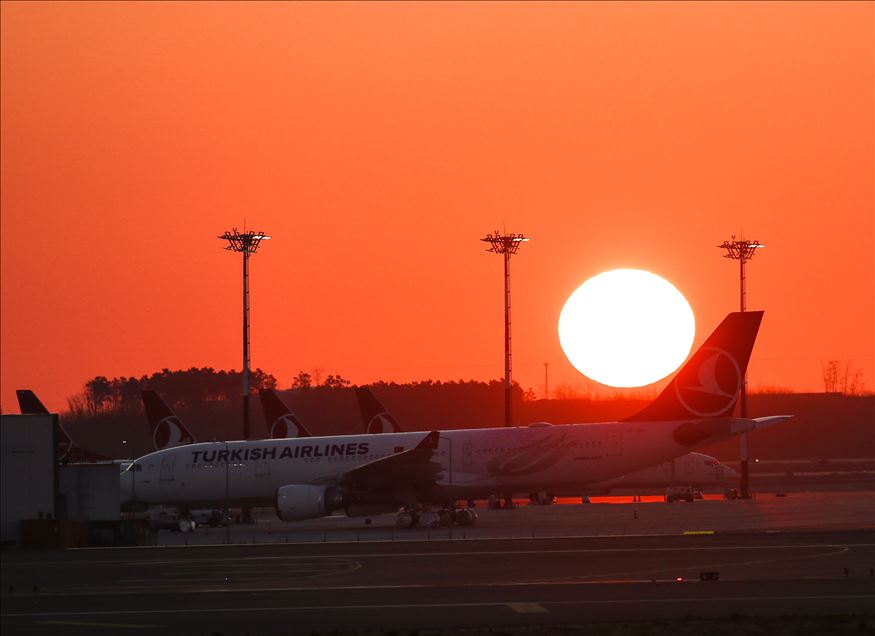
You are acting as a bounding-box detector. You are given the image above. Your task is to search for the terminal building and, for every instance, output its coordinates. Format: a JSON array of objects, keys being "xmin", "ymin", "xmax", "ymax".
[{"xmin": 1, "ymin": 413, "xmax": 127, "ymax": 547}]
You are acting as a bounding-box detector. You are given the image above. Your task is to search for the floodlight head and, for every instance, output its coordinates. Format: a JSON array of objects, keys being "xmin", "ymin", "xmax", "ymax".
[
  {"xmin": 481, "ymin": 231, "xmax": 530, "ymax": 256},
  {"xmin": 718, "ymin": 235, "xmax": 764, "ymax": 262},
  {"xmin": 219, "ymin": 228, "xmax": 271, "ymax": 254}
]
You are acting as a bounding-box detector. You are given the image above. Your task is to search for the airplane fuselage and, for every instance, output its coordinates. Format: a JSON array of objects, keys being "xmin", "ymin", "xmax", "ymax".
[{"xmin": 122, "ymin": 418, "xmax": 738, "ymax": 509}]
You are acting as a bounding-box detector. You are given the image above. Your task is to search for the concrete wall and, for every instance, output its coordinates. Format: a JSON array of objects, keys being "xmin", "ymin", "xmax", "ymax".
[{"xmin": 1, "ymin": 414, "xmax": 57, "ymax": 544}]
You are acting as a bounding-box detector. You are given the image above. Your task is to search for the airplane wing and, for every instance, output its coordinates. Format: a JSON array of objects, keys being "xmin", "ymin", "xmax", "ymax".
[
  {"xmin": 751, "ymin": 415, "xmax": 794, "ymax": 428},
  {"xmin": 314, "ymin": 431, "xmax": 442, "ymax": 492}
]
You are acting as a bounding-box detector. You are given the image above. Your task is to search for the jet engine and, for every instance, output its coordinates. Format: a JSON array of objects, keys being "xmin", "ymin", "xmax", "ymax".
[{"xmin": 275, "ymin": 485, "xmax": 348, "ymax": 521}]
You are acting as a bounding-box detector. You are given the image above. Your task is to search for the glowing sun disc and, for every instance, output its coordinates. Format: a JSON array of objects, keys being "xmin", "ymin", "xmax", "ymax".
[{"xmin": 558, "ymin": 269, "xmax": 695, "ymax": 388}]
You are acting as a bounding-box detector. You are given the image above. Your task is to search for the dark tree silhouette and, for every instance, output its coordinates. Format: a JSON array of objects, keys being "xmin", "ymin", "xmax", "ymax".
[
  {"xmin": 323, "ymin": 374, "xmax": 351, "ymax": 388},
  {"xmin": 290, "ymin": 371, "xmax": 312, "ymax": 389}
]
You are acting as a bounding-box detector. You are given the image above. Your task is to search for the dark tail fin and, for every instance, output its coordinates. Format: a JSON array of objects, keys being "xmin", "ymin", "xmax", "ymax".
[
  {"xmin": 141, "ymin": 390, "xmax": 196, "ymax": 449},
  {"xmin": 17, "ymin": 389, "xmax": 49, "ymax": 414},
  {"xmin": 18, "ymin": 389, "xmax": 74, "ymax": 461},
  {"xmin": 355, "ymin": 386, "xmax": 404, "ymax": 434},
  {"xmin": 258, "ymin": 389, "xmax": 312, "ymax": 438},
  {"xmin": 624, "ymin": 311, "xmax": 764, "ymax": 422}
]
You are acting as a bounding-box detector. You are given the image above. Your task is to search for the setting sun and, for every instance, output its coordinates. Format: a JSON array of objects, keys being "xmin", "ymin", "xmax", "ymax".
[{"xmin": 558, "ymin": 269, "xmax": 695, "ymax": 388}]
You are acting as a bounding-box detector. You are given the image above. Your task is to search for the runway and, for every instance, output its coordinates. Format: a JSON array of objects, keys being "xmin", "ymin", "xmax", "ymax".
[{"xmin": 3, "ymin": 531, "xmax": 874, "ymax": 635}]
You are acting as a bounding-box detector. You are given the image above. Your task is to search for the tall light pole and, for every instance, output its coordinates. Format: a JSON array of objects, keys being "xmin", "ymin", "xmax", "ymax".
[
  {"xmin": 544, "ymin": 362, "xmax": 550, "ymax": 400},
  {"xmin": 718, "ymin": 235, "xmax": 764, "ymax": 499},
  {"xmin": 219, "ymin": 228, "xmax": 271, "ymax": 441},
  {"xmin": 481, "ymin": 231, "xmax": 529, "ymax": 427}
]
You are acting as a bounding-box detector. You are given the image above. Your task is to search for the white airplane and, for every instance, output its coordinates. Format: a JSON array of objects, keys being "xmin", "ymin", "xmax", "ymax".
[
  {"xmin": 525, "ymin": 451, "xmax": 735, "ymax": 504},
  {"xmin": 120, "ymin": 311, "xmax": 790, "ymax": 526},
  {"xmin": 590, "ymin": 451, "xmax": 734, "ymax": 492}
]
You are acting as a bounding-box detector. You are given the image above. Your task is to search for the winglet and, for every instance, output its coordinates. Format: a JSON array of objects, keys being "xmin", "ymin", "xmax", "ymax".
[
  {"xmin": 730, "ymin": 415, "xmax": 795, "ymax": 435},
  {"xmin": 416, "ymin": 431, "xmax": 440, "ymax": 450},
  {"xmin": 625, "ymin": 311, "xmax": 764, "ymax": 422},
  {"xmin": 258, "ymin": 389, "xmax": 312, "ymax": 438},
  {"xmin": 355, "ymin": 387, "xmax": 405, "ymax": 434},
  {"xmin": 141, "ymin": 390, "xmax": 196, "ymax": 449}
]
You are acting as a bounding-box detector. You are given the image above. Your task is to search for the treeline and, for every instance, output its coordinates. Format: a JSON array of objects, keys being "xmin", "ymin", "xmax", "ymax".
[
  {"xmin": 64, "ymin": 369, "xmax": 520, "ymax": 424},
  {"xmin": 66, "ymin": 367, "xmax": 278, "ymax": 418},
  {"xmin": 60, "ymin": 371, "xmax": 526, "ymax": 457},
  {"xmin": 59, "ymin": 368, "xmax": 874, "ymax": 461}
]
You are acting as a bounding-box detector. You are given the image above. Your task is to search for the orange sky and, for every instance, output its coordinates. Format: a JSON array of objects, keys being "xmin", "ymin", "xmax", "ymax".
[{"xmin": 2, "ymin": 1, "xmax": 873, "ymax": 413}]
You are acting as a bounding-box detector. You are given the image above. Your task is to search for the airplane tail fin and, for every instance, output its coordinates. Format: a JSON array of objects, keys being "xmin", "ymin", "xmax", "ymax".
[
  {"xmin": 17, "ymin": 389, "xmax": 49, "ymax": 414},
  {"xmin": 625, "ymin": 311, "xmax": 764, "ymax": 422},
  {"xmin": 141, "ymin": 390, "xmax": 195, "ymax": 449},
  {"xmin": 18, "ymin": 389, "xmax": 75, "ymax": 461},
  {"xmin": 355, "ymin": 386, "xmax": 405, "ymax": 434},
  {"xmin": 258, "ymin": 389, "xmax": 312, "ymax": 438}
]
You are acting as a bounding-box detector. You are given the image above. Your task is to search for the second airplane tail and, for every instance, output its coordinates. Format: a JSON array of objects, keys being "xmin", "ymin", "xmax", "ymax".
[
  {"xmin": 625, "ymin": 311, "xmax": 764, "ymax": 422},
  {"xmin": 141, "ymin": 390, "xmax": 196, "ymax": 450},
  {"xmin": 16, "ymin": 389, "xmax": 50, "ymax": 415},
  {"xmin": 355, "ymin": 387, "xmax": 405, "ymax": 434},
  {"xmin": 258, "ymin": 389, "xmax": 312, "ymax": 438}
]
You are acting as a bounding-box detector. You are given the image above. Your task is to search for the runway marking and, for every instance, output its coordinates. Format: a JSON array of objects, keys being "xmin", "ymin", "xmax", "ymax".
[
  {"xmin": 507, "ymin": 603, "xmax": 547, "ymax": 613},
  {"xmin": 94, "ymin": 542, "xmax": 875, "ymax": 565},
  {"xmin": 7, "ymin": 544, "xmax": 867, "ymax": 598},
  {"xmin": 28, "ymin": 570, "xmax": 875, "ymax": 599},
  {"xmin": 4, "ymin": 594, "xmax": 874, "ymax": 619},
  {"xmin": 11, "ymin": 540, "xmax": 873, "ymax": 569},
  {"xmin": 6, "ymin": 544, "xmax": 871, "ymax": 598},
  {"xmin": 36, "ymin": 620, "xmax": 157, "ymax": 628},
  {"xmin": 683, "ymin": 530, "xmax": 715, "ymax": 535},
  {"xmin": 29, "ymin": 572, "xmax": 874, "ymax": 598}
]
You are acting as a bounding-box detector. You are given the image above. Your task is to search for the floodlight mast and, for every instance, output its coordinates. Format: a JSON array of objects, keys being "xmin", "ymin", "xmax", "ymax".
[
  {"xmin": 718, "ymin": 235, "xmax": 764, "ymax": 499},
  {"xmin": 481, "ymin": 231, "xmax": 529, "ymax": 428},
  {"xmin": 219, "ymin": 228, "xmax": 271, "ymax": 442}
]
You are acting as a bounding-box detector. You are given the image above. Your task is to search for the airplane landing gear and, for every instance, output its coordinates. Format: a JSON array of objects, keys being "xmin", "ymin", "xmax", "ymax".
[
  {"xmin": 452, "ymin": 507, "xmax": 477, "ymax": 526},
  {"xmin": 395, "ymin": 510, "xmax": 417, "ymax": 528},
  {"xmin": 419, "ymin": 511, "xmax": 441, "ymax": 528},
  {"xmin": 488, "ymin": 494, "xmax": 517, "ymax": 509},
  {"xmin": 528, "ymin": 491, "xmax": 556, "ymax": 505},
  {"xmin": 394, "ymin": 506, "xmax": 478, "ymax": 528}
]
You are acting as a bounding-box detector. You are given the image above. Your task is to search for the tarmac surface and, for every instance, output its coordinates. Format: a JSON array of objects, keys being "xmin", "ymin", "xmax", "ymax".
[
  {"xmin": 2, "ymin": 489, "xmax": 874, "ymax": 635},
  {"xmin": 151, "ymin": 489, "xmax": 874, "ymax": 546}
]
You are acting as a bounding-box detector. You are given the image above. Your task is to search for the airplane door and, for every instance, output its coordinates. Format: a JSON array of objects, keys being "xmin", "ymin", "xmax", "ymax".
[
  {"xmin": 462, "ymin": 441, "xmax": 473, "ymax": 469},
  {"xmin": 159, "ymin": 454, "xmax": 175, "ymax": 483},
  {"xmin": 439, "ymin": 436, "xmax": 454, "ymax": 488},
  {"xmin": 255, "ymin": 456, "xmax": 270, "ymax": 477},
  {"xmin": 684, "ymin": 454, "xmax": 695, "ymax": 478}
]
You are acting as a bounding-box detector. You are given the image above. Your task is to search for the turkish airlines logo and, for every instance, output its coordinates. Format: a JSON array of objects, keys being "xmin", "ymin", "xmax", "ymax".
[
  {"xmin": 367, "ymin": 414, "xmax": 395, "ymax": 434},
  {"xmin": 675, "ymin": 347, "xmax": 742, "ymax": 417},
  {"xmin": 153, "ymin": 416, "xmax": 191, "ymax": 449},
  {"xmin": 271, "ymin": 415, "xmax": 302, "ymax": 439}
]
